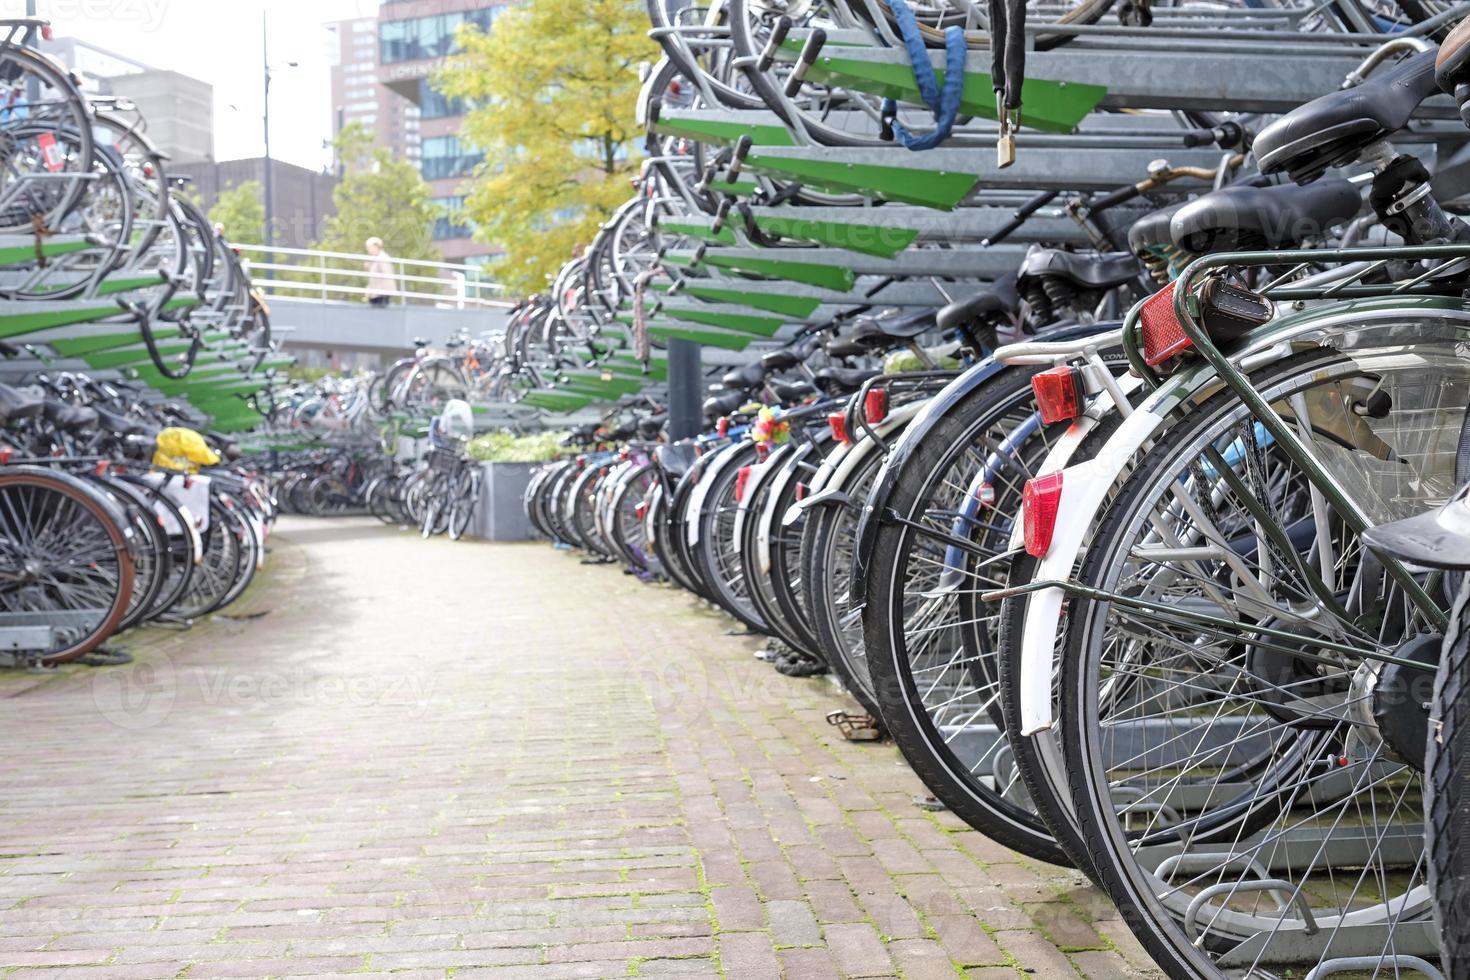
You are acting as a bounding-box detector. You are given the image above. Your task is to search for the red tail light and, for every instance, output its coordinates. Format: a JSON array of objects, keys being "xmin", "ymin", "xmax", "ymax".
[
  {"xmin": 863, "ymin": 387, "xmax": 888, "ymax": 425},
  {"xmin": 0, "ymin": 447, "xmax": 11, "ymax": 464},
  {"xmin": 1023, "ymin": 472, "xmax": 1064, "ymax": 558},
  {"xmin": 1032, "ymin": 366, "xmax": 1084, "ymax": 425},
  {"xmin": 828, "ymin": 412, "xmax": 849, "ymax": 444},
  {"xmin": 734, "ymin": 465, "xmax": 752, "ymax": 502},
  {"xmin": 717, "ymin": 417, "xmax": 729, "ymax": 437},
  {"xmin": 1140, "ymin": 282, "xmax": 1192, "ymax": 366},
  {"xmin": 795, "ymin": 482, "xmax": 806, "ymax": 501},
  {"xmin": 635, "ymin": 501, "xmax": 648, "ymax": 520}
]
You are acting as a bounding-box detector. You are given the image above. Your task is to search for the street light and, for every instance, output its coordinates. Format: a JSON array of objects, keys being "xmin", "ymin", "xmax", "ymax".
[{"xmin": 261, "ymin": 12, "xmax": 299, "ymax": 251}]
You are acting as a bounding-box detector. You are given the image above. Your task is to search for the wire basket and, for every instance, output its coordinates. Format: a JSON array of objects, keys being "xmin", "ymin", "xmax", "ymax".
[{"xmin": 426, "ymin": 447, "xmax": 462, "ymax": 474}]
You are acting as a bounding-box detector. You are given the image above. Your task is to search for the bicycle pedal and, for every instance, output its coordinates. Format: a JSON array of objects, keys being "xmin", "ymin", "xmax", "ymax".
[{"xmin": 825, "ymin": 710, "xmax": 884, "ymax": 742}]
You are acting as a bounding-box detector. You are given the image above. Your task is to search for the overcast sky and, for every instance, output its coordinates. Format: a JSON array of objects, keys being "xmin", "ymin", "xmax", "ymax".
[{"xmin": 36, "ymin": 0, "xmax": 381, "ymax": 170}]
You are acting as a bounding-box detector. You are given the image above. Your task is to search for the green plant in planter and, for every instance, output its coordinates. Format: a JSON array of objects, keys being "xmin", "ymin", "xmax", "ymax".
[{"xmin": 467, "ymin": 430, "xmax": 568, "ymax": 463}]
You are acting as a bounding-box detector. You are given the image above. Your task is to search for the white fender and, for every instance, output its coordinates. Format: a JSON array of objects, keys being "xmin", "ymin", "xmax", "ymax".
[{"xmin": 684, "ymin": 442, "xmax": 749, "ymax": 549}]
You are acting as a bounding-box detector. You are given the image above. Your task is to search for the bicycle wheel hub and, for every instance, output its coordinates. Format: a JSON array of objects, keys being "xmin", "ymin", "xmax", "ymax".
[{"xmin": 1351, "ymin": 632, "xmax": 1442, "ymax": 771}]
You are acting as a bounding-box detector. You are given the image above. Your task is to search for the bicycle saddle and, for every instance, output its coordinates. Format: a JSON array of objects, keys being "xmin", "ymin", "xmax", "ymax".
[
  {"xmin": 42, "ymin": 399, "xmax": 98, "ymax": 432},
  {"xmin": 1017, "ymin": 248, "xmax": 1139, "ymax": 290},
  {"xmin": 637, "ymin": 415, "xmax": 666, "ymax": 441},
  {"xmin": 1254, "ymin": 49, "xmax": 1438, "ymax": 184},
  {"xmin": 813, "ymin": 366, "xmax": 882, "ymax": 396},
  {"xmin": 1437, "ymin": 15, "xmax": 1470, "ymax": 124},
  {"xmin": 94, "ymin": 406, "xmax": 144, "ymax": 437},
  {"xmin": 761, "ymin": 333, "xmax": 824, "ymax": 372},
  {"xmin": 936, "ymin": 274, "xmax": 1019, "ymax": 332},
  {"xmin": 1170, "ymin": 178, "xmax": 1362, "ymax": 252},
  {"xmin": 720, "ymin": 362, "xmax": 767, "ymax": 390},
  {"xmin": 824, "ymin": 334, "xmax": 871, "ymax": 359},
  {"xmin": 703, "ymin": 389, "xmax": 748, "ymax": 419},
  {"xmin": 1127, "ymin": 202, "xmax": 1187, "ymax": 253},
  {"xmin": 0, "ymin": 382, "xmax": 42, "ymax": 423},
  {"xmin": 770, "ymin": 380, "xmax": 814, "ymax": 403},
  {"xmin": 852, "ymin": 307, "xmax": 937, "ymax": 342}
]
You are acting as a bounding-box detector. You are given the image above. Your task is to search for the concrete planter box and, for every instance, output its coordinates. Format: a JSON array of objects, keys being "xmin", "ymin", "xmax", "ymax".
[{"xmin": 468, "ymin": 461, "xmax": 538, "ymax": 541}]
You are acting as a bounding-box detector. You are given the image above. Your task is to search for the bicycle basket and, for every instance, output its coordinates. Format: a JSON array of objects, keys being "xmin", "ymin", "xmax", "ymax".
[{"xmin": 426, "ymin": 447, "xmax": 461, "ymax": 474}]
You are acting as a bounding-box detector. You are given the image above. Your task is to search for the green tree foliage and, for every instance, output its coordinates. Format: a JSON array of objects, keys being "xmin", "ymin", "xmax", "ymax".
[
  {"xmin": 435, "ymin": 0, "xmax": 656, "ymax": 295},
  {"xmin": 315, "ymin": 123, "xmax": 442, "ymax": 263},
  {"xmin": 209, "ymin": 180, "xmax": 265, "ymax": 243}
]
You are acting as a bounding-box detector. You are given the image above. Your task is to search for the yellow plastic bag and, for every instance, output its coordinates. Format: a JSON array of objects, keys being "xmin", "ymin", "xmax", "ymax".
[{"xmin": 152, "ymin": 427, "xmax": 220, "ymax": 474}]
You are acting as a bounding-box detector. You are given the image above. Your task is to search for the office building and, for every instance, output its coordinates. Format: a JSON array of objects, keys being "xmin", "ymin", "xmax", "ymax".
[
  {"xmin": 174, "ymin": 157, "xmax": 338, "ymax": 249},
  {"xmin": 376, "ymin": 0, "xmax": 510, "ymax": 265},
  {"xmin": 41, "ymin": 37, "xmax": 215, "ymax": 164}
]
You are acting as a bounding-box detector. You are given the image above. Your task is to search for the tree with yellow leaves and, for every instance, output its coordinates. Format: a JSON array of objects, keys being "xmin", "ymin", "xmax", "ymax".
[{"xmin": 434, "ymin": 0, "xmax": 656, "ymax": 296}]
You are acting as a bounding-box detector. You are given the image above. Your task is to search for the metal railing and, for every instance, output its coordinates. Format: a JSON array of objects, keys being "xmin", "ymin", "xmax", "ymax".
[{"xmin": 233, "ymin": 244, "xmax": 514, "ymax": 310}]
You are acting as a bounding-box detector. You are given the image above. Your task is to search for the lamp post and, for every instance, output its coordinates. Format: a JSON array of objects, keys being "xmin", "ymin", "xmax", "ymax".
[{"xmin": 261, "ymin": 14, "xmax": 298, "ymax": 255}]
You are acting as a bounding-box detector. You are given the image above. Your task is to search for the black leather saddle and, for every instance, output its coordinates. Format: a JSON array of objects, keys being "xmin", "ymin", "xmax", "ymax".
[
  {"xmin": 1254, "ymin": 49, "xmax": 1438, "ymax": 184},
  {"xmin": 637, "ymin": 415, "xmax": 666, "ymax": 441},
  {"xmin": 1018, "ymin": 247, "xmax": 1139, "ymax": 290},
  {"xmin": 853, "ymin": 308, "xmax": 936, "ymax": 342},
  {"xmin": 95, "ymin": 406, "xmax": 145, "ymax": 437},
  {"xmin": 770, "ymin": 380, "xmax": 814, "ymax": 403},
  {"xmin": 703, "ymin": 389, "xmax": 747, "ymax": 419},
  {"xmin": 1170, "ymin": 178, "xmax": 1362, "ymax": 252},
  {"xmin": 761, "ymin": 333, "xmax": 823, "ymax": 372},
  {"xmin": 0, "ymin": 382, "xmax": 43, "ymax": 424},
  {"xmin": 42, "ymin": 399, "xmax": 98, "ymax": 432},
  {"xmin": 720, "ymin": 362, "xmax": 767, "ymax": 391},
  {"xmin": 937, "ymin": 274, "xmax": 1020, "ymax": 333},
  {"xmin": 1128, "ymin": 202, "xmax": 1187, "ymax": 253},
  {"xmin": 813, "ymin": 366, "xmax": 881, "ymax": 396}
]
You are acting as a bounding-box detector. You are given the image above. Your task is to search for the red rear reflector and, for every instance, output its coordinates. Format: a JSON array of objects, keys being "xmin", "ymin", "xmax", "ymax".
[
  {"xmin": 0, "ymin": 447, "xmax": 11, "ymax": 464},
  {"xmin": 717, "ymin": 417, "xmax": 729, "ymax": 437},
  {"xmin": 863, "ymin": 387, "xmax": 888, "ymax": 425},
  {"xmin": 95, "ymin": 461, "xmax": 109, "ymax": 476},
  {"xmin": 1023, "ymin": 472, "xmax": 1064, "ymax": 558},
  {"xmin": 734, "ymin": 465, "xmax": 752, "ymax": 502},
  {"xmin": 1032, "ymin": 366, "xmax": 1083, "ymax": 425},
  {"xmin": 827, "ymin": 412, "xmax": 849, "ymax": 444},
  {"xmin": 1139, "ymin": 281, "xmax": 1192, "ymax": 366},
  {"xmin": 795, "ymin": 482, "xmax": 806, "ymax": 501},
  {"xmin": 42, "ymin": 24, "xmax": 53, "ymax": 40},
  {"xmin": 635, "ymin": 502, "xmax": 647, "ymax": 520}
]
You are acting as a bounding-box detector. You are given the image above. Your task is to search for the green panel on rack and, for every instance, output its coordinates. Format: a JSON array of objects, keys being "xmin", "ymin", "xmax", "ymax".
[
  {"xmin": 0, "ymin": 304, "xmax": 129, "ymax": 339},
  {"xmin": 35, "ymin": 273, "xmax": 169, "ymax": 297},
  {"xmin": 683, "ymin": 285, "xmax": 822, "ymax": 318},
  {"xmin": 648, "ymin": 325, "xmax": 752, "ymax": 351},
  {"xmin": 48, "ymin": 324, "xmax": 183, "ymax": 356},
  {"xmin": 665, "ymin": 308, "xmax": 785, "ymax": 336},
  {"xmin": 608, "ymin": 355, "xmax": 669, "ymax": 380},
  {"xmin": 81, "ymin": 343, "xmax": 193, "ymax": 369},
  {"xmin": 652, "ymin": 115, "xmax": 795, "ymax": 147},
  {"xmin": 658, "ymin": 221, "xmax": 736, "ymax": 245},
  {"xmin": 0, "ymin": 238, "xmax": 93, "ymax": 266},
  {"xmin": 745, "ymin": 152, "xmax": 978, "ymax": 210},
  {"xmin": 702, "ymin": 253, "xmax": 855, "ymax": 292},
  {"xmin": 523, "ymin": 390, "xmax": 595, "ymax": 412},
  {"xmin": 753, "ymin": 214, "xmax": 918, "ymax": 258},
  {"xmin": 706, "ymin": 178, "xmax": 760, "ymax": 197},
  {"xmin": 560, "ymin": 373, "xmax": 644, "ymax": 397},
  {"xmin": 798, "ymin": 51, "xmax": 1106, "ymax": 133}
]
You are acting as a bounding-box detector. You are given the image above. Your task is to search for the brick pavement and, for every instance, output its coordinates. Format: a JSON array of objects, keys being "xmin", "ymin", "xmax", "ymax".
[{"xmin": 0, "ymin": 517, "xmax": 1163, "ymax": 979}]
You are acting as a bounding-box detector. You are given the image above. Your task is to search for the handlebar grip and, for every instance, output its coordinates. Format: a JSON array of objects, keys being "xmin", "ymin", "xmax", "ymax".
[
  {"xmin": 1181, "ymin": 128, "xmax": 1216, "ymax": 148},
  {"xmin": 1089, "ymin": 182, "xmax": 1144, "ymax": 214}
]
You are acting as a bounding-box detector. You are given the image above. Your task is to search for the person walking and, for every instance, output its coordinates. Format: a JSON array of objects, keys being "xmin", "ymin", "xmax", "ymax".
[{"xmin": 365, "ymin": 237, "xmax": 396, "ymax": 308}]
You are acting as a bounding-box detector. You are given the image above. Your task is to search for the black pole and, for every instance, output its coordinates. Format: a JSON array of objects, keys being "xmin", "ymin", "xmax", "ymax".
[
  {"xmin": 262, "ymin": 12, "xmax": 273, "ymax": 251},
  {"xmin": 665, "ymin": 338, "xmax": 702, "ymax": 440}
]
